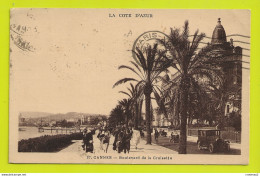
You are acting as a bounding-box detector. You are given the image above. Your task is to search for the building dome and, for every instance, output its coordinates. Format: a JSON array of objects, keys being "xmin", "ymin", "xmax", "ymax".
[{"xmin": 211, "ymin": 18, "xmax": 227, "ymax": 45}]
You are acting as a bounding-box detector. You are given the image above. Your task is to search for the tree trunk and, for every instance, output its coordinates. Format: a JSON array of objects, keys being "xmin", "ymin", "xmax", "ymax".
[
  {"xmin": 144, "ymin": 69, "xmax": 152, "ymax": 144},
  {"xmin": 175, "ymin": 95, "xmax": 180, "ymax": 128},
  {"xmin": 134, "ymin": 102, "xmax": 139, "ymax": 129},
  {"xmin": 209, "ymin": 107, "xmax": 213, "ymax": 126},
  {"xmin": 219, "ymin": 93, "xmax": 226, "ymax": 129},
  {"xmin": 145, "ymin": 93, "xmax": 152, "ymax": 144},
  {"xmin": 138, "ymin": 100, "xmax": 143, "ymax": 126},
  {"xmin": 179, "ymin": 77, "xmax": 189, "ymax": 154}
]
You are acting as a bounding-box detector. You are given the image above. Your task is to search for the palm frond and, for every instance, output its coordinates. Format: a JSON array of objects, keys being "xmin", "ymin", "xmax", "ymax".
[
  {"xmin": 130, "ymin": 83, "xmax": 135, "ymax": 94},
  {"xmin": 148, "ymin": 44, "xmax": 158, "ymax": 71},
  {"xmin": 153, "ymin": 88, "xmax": 168, "ymax": 119},
  {"xmin": 130, "ymin": 61, "xmax": 145, "ymax": 78},
  {"xmin": 113, "ymin": 78, "xmax": 138, "ymax": 88},
  {"xmin": 119, "ymin": 91, "xmax": 131, "ymax": 98},
  {"xmin": 182, "ymin": 20, "xmax": 189, "ymax": 40},
  {"xmin": 118, "ymin": 65, "xmax": 144, "ymax": 80},
  {"xmin": 134, "ymin": 47, "xmax": 147, "ymax": 71}
]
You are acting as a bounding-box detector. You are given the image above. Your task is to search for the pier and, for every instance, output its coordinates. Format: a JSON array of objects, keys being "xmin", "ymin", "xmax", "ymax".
[{"xmin": 38, "ymin": 127, "xmax": 82, "ymax": 134}]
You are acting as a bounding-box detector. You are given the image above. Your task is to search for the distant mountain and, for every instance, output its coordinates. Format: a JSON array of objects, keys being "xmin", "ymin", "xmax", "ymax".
[
  {"xmin": 46, "ymin": 112, "xmax": 82, "ymax": 121},
  {"xmin": 20, "ymin": 111, "xmax": 108, "ymax": 121},
  {"xmin": 20, "ymin": 111, "xmax": 53, "ymax": 118}
]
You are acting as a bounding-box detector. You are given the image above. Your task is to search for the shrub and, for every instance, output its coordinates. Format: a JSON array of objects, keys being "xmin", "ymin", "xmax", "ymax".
[
  {"xmin": 18, "ymin": 132, "xmax": 83, "ymax": 152},
  {"xmin": 69, "ymin": 132, "xmax": 83, "ymax": 140}
]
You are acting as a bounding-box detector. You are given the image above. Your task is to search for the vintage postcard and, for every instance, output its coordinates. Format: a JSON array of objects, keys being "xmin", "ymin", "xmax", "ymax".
[{"xmin": 9, "ymin": 9, "xmax": 250, "ymax": 164}]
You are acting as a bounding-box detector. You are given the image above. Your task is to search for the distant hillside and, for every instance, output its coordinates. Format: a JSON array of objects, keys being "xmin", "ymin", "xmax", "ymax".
[
  {"xmin": 20, "ymin": 111, "xmax": 108, "ymax": 121},
  {"xmin": 20, "ymin": 111, "xmax": 53, "ymax": 118}
]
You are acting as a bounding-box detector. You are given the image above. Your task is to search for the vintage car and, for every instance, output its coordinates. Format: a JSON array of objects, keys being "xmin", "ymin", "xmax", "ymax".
[
  {"xmin": 157, "ymin": 127, "xmax": 168, "ymax": 137},
  {"xmin": 169, "ymin": 131, "xmax": 179, "ymax": 143},
  {"xmin": 160, "ymin": 130, "xmax": 167, "ymax": 137},
  {"xmin": 197, "ymin": 129, "xmax": 230, "ymax": 153}
]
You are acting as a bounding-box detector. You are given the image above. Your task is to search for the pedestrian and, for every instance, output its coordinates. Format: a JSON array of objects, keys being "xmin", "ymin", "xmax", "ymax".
[
  {"xmin": 129, "ymin": 127, "xmax": 133, "ymax": 136},
  {"xmin": 169, "ymin": 131, "xmax": 174, "ymax": 143},
  {"xmin": 82, "ymin": 128, "xmax": 87, "ymax": 150},
  {"xmin": 140, "ymin": 129, "xmax": 144, "ymax": 138},
  {"xmin": 116, "ymin": 129, "xmax": 125, "ymax": 153},
  {"xmin": 123, "ymin": 129, "xmax": 132, "ymax": 153},
  {"xmin": 82, "ymin": 128, "xmax": 94, "ymax": 153},
  {"xmin": 154, "ymin": 129, "xmax": 159, "ymax": 143},
  {"xmin": 98, "ymin": 130, "xmax": 105, "ymax": 151},
  {"xmin": 113, "ymin": 127, "xmax": 120, "ymax": 151},
  {"xmin": 132, "ymin": 128, "xmax": 141, "ymax": 149},
  {"xmin": 103, "ymin": 130, "xmax": 110, "ymax": 153}
]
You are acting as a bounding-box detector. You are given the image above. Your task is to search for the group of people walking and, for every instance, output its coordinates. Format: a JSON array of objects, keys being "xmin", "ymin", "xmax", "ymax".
[
  {"xmin": 82, "ymin": 126, "xmax": 180, "ymax": 154},
  {"xmin": 112, "ymin": 127, "xmax": 132, "ymax": 153},
  {"xmin": 82, "ymin": 126, "xmax": 143, "ymax": 154}
]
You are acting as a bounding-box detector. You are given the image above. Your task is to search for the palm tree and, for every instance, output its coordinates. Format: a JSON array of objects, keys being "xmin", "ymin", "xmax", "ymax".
[
  {"xmin": 113, "ymin": 44, "xmax": 172, "ymax": 144},
  {"xmin": 108, "ymin": 105, "xmax": 125, "ymax": 127},
  {"xmin": 118, "ymin": 98, "xmax": 133, "ymax": 128},
  {"xmin": 119, "ymin": 83, "xmax": 144, "ymax": 129},
  {"xmin": 160, "ymin": 21, "xmax": 223, "ymax": 153}
]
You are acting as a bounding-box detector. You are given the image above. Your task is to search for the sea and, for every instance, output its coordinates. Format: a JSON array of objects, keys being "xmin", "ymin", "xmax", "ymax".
[{"xmin": 18, "ymin": 126, "xmax": 72, "ymax": 141}]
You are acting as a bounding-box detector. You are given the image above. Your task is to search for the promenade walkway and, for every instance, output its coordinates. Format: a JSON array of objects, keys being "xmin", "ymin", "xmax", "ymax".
[
  {"xmin": 52, "ymin": 132, "xmax": 240, "ymax": 163},
  {"xmin": 59, "ymin": 132, "xmax": 177, "ymax": 154},
  {"xmin": 51, "ymin": 132, "xmax": 176, "ymax": 163}
]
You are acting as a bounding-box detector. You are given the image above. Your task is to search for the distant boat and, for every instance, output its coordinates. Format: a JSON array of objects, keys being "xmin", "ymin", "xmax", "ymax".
[{"xmin": 19, "ymin": 127, "xmax": 26, "ymax": 131}]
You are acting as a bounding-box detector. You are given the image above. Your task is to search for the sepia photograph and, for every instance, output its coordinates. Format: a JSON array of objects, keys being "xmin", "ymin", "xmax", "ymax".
[{"xmin": 9, "ymin": 9, "xmax": 250, "ymax": 164}]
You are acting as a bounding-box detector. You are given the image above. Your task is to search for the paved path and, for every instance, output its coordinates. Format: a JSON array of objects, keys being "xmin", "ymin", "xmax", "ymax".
[
  {"xmin": 60, "ymin": 132, "xmax": 177, "ymax": 155},
  {"xmin": 53, "ymin": 132, "xmax": 176, "ymax": 163},
  {"xmin": 55, "ymin": 132, "xmax": 241, "ymax": 163}
]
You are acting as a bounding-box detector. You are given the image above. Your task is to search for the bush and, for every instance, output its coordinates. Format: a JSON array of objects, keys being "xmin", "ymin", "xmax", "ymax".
[
  {"xmin": 18, "ymin": 132, "xmax": 83, "ymax": 152},
  {"xmin": 69, "ymin": 132, "xmax": 83, "ymax": 140}
]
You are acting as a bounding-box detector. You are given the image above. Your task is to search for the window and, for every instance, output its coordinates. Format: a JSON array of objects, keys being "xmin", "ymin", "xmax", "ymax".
[{"xmin": 227, "ymin": 105, "xmax": 230, "ymax": 114}]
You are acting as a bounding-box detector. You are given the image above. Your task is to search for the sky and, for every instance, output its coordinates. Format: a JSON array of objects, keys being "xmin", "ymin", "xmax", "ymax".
[{"xmin": 9, "ymin": 9, "xmax": 250, "ymax": 115}]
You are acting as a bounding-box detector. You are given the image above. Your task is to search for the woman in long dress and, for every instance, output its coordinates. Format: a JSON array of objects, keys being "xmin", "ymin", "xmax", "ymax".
[
  {"xmin": 132, "ymin": 129, "xmax": 141, "ymax": 149},
  {"xmin": 82, "ymin": 128, "xmax": 94, "ymax": 153},
  {"xmin": 98, "ymin": 130, "xmax": 105, "ymax": 151},
  {"xmin": 116, "ymin": 130, "xmax": 125, "ymax": 153},
  {"xmin": 103, "ymin": 130, "xmax": 110, "ymax": 153},
  {"xmin": 123, "ymin": 129, "xmax": 132, "ymax": 153}
]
